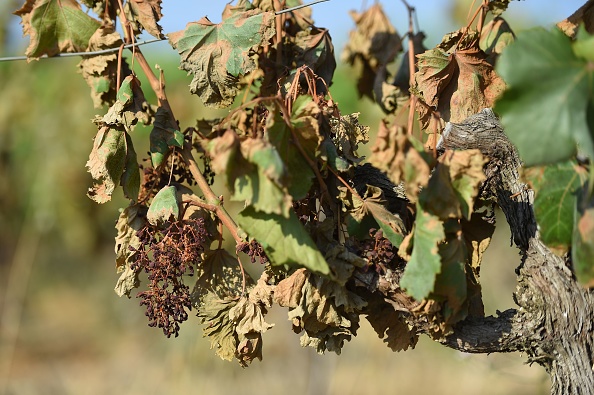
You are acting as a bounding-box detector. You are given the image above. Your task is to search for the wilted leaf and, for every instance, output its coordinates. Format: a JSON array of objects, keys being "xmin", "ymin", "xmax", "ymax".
[
  {"xmin": 273, "ymin": 268, "xmax": 308, "ymax": 308},
  {"xmin": 433, "ymin": 233, "xmax": 469, "ymax": 324},
  {"xmin": 573, "ymin": 190, "xmax": 594, "ymax": 286},
  {"xmin": 192, "ymin": 248, "xmax": 248, "ymax": 304},
  {"xmin": 461, "ymin": 208, "xmax": 495, "ymax": 270},
  {"xmin": 420, "ymin": 149, "xmax": 487, "ymax": 220},
  {"xmin": 114, "ymin": 264, "xmax": 140, "ymax": 298},
  {"xmin": 197, "ymin": 292, "xmax": 239, "ymax": 361},
  {"xmin": 121, "ymin": 132, "xmax": 140, "ymax": 201},
  {"xmin": 14, "ymin": 0, "xmax": 101, "ymax": 60},
  {"xmin": 370, "ymin": 120, "xmax": 432, "ymax": 202},
  {"xmin": 288, "ymin": 274, "xmax": 366, "ymax": 354},
  {"xmin": 150, "ymin": 107, "xmax": 183, "ymax": 167},
  {"xmin": 267, "ymin": 97, "xmax": 321, "ymax": 200},
  {"xmin": 526, "ymin": 161, "xmax": 587, "ymax": 249},
  {"xmin": 114, "ymin": 204, "xmax": 145, "ymax": 269},
  {"xmin": 350, "ymin": 185, "xmax": 406, "ymax": 247},
  {"xmin": 146, "ymin": 185, "xmax": 179, "ymax": 226},
  {"xmin": 294, "ymin": 27, "xmax": 336, "ymax": 88},
  {"xmin": 103, "ymin": 75, "xmax": 152, "ymax": 129},
  {"xmin": 480, "ymin": 17, "xmax": 515, "ymax": 62},
  {"xmin": 78, "ymin": 24, "xmax": 127, "ymax": 108},
  {"xmin": 330, "ymin": 112, "xmax": 369, "ymax": 164},
  {"xmin": 342, "ymin": 4, "xmax": 401, "ymax": 99},
  {"xmin": 86, "ymin": 126, "xmax": 127, "ymax": 203},
  {"xmin": 169, "ymin": 10, "xmax": 276, "ymax": 108},
  {"xmin": 400, "ymin": 203, "xmax": 446, "ymax": 300},
  {"xmin": 557, "ymin": 1, "xmax": 594, "ymax": 37},
  {"xmin": 488, "ymin": 0, "xmax": 511, "ymax": 17},
  {"xmin": 124, "ymin": 0, "xmax": 165, "ymax": 39},
  {"xmin": 495, "ymin": 27, "xmax": 594, "ymax": 166},
  {"xmin": 413, "ymin": 29, "xmax": 505, "ymax": 127},
  {"xmin": 365, "ymin": 296, "xmax": 417, "ymax": 351},
  {"xmin": 238, "ymin": 206, "xmax": 330, "ymax": 275}
]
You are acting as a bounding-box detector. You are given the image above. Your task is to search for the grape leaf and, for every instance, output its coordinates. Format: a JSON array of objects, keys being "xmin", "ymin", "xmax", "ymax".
[
  {"xmin": 350, "ymin": 185, "xmax": 406, "ymax": 247},
  {"xmin": 294, "ymin": 27, "xmax": 336, "ymax": 88},
  {"xmin": 488, "ymin": 0, "xmax": 511, "ymax": 17},
  {"xmin": 237, "ymin": 206, "xmax": 330, "ymax": 275},
  {"xmin": 78, "ymin": 24, "xmax": 127, "ymax": 108},
  {"xmin": 495, "ymin": 27, "xmax": 594, "ymax": 166},
  {"xmin": 197, "ymin": 292, "xmax": 239, "ymax": 362},
  {"xmin": 400, "ymin": 203, "xmax": 446, "ymax": 300},
  {"xmin": 124, "ymin": 0, "xmax": 165, "ymax": 39},
  {"xmin": 114, "ymin": 204, "xmax": 145, "ymax": 271},
  {"xmin": 150, "ymin": 107, "xmax": 183, "ymax": 167},
  {"xmin": 573, "ymin": 191, "xmax": 594, "ymax": 286},
  {"xmin": 169, "ymin": 10, "xmax": 276, "ymax": 108},
  {"xmin": 370, "ymin": 120, "xmax": 433, "ymax": 202},
  {"xmin": 434, "ymin": 233, "xmax": 469, "ymax": 325},
  {"xmin": 413, "ymin": 29, "xmax": 505, "ymax": 127},
  {"xmin": 14, "ymin": 0, "xmax": 101, "ymax": 60},
  {"xmin": 365, "ymin": 295, "xmax": 418, "ymax": 352},
  {"xmin": 342, "ymin": 3, "xmax": 401, "ymax": 99},
  {"xmin": 102, "ymin": 75, "xmax": 152, "ymax": 129},
  {"xmin": 526, "ymin": 161, "xmax": 587, "ymax": 249},
  {"xmin": 420, "ymin": 149, "xmax": 487, "ymax": 220},
  {"xmin": 192, "ymin": 248, "xmax": 248, "ymax": 304},
  {"xmin": 480, "ymin": 17, "xmax": 515, "ymax": 63},
  {"xmin": 273, "ymin": 268, "xmax": 308, "ymax": 308},
  {"xmin": 330, "ymin": 112, "xmax": 369, "ymax": 164},
  {"xmin": 266, "ymin": 96, "xmax": 322, "ymax": 200},
  {"xmin": 114, "ymin": 265, "xmax": 140, "ymax": 298},
  {"xmin": 121, "ymin": 132, "xmax": 140, "ymax": 201},
  {"xmin": 146, "ymin": 185, "xmax": 179, "ymax": 226},
  {"xmin": 86, "ymin": 126, "xmax": 127, "ymax": 203}
]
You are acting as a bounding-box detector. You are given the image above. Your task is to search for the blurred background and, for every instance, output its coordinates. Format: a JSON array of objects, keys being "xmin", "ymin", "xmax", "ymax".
[{"xmin": 0, "ymin": 1, "xmax": 583, "ymax": 394}]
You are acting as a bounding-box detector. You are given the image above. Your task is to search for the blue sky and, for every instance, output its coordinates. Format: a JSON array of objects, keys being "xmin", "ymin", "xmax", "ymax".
[{"xmin": 5, "ymin": 0, "xmax": 585, "ymax": 55}]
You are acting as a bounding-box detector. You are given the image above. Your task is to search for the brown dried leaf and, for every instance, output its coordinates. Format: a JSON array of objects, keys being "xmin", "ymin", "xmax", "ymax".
[
  {"xmin": 197, "ymin": 292, "xmax": 239, "ymax": 362},
  {"xmin": 413, "ymin": 30, "xmax": 506, "ymax": 128},
  {"xmin": 273, "ymin": 268, "xmax": 308, "ymax": 308},
  {"xmin": 557, "ymin": 0, "xmax": 594, "ymax": 37},
  {"xmin": 365, "ymin": 296, "xmax": 418, "ymax": 352},
  {"xmin": 370, "ymin": 120, "xmax": 432, "ymax": 202},
  {"xmin": 124, "ymin": 0, "xmax": 165, "ymax": 39},
  {"xmin": 86, "ymin": 126, "xmax": 127, "ymax": 203},
  {"xmin": 78, "ymin": 24, "xmax": 127, "ymax": 108},
  {"xmin": 342, "ymin": 4, "xmax": 401, "ymax": 98},
  {"xmin": 330, "ymin": 113, "xmax": 369, "ymax": 164}
]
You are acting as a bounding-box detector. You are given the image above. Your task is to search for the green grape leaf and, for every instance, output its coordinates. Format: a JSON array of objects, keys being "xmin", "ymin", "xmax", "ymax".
[
  {"xmin": 480, "ymin": 17, "xmax": 515, "ymax": 60},
  {"xmin": 434, "ymin": 233, "xmax": 469, "ymax": 325},
  {"xmin": 573, "ymin": 192, "xmax": 594, "ymax": 287},
  {"xmin": 526, "ymin": 161, "xmax": 587, "ymax": 248},
  {"xmin": 495, "ymin": 27, "xmax": 594, "ymax": 166},
  {"xmin": 86, "ymin": 126, "xmax": 127, "ymax": 204},
  {"xmin": 121, "ymin": 132, "xmax": 140, "ymax": 201},
  {"xmin": 168, "ymin": 10, "xmax": 276, "ymax": 108},
  {"xmin": 400, "ymin": 203, "xmax": 446, "ymax": 300},
  {"xmin": 146, "ymin": 185, "xmax": 179, "ymax": 226},
  {"xmin": 150, "ymin": 107, "xmax": 182, "ymax": 167},
  {"xmin": 238, "ymin": 206, "xmax": 330, "ymax": 275},
  {"xmin": 14, "ymin": 0, "xmax": 101, "ymax": 60}
]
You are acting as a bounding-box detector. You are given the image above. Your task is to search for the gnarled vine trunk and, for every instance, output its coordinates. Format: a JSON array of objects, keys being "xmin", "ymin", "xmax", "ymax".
[{"xmin": 370, "ymin": 109, "xmax": 594, "ymax": 395}]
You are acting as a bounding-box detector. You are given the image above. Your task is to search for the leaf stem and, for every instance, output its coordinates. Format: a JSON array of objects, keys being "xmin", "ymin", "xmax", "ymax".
[{"xmin": 180, "ymin": 148, "xmax": 243, "ymax": 244}]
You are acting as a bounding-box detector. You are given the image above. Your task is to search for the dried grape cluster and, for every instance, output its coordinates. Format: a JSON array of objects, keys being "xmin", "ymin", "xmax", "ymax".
[
  {"xmin": 358, "ymin": 229, "xmax": 399, "ymax": 272},
  {"xmin": 131, "ymin": 218, "xmax": 208, "ymax": 337},
  {"xmin": 238, "ymin": 239, "xmax": 270, "ymax": 264}
]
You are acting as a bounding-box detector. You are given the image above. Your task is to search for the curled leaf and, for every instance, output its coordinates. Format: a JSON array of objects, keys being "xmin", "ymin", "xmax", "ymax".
[{"xmin": 146, "ymin": 185, "xmax": 179, "ymax": 226}]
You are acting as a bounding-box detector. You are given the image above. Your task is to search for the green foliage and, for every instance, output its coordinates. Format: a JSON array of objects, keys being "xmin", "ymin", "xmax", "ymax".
[
  {"xmin": 146, "ymin": 185, "xmax": 180, "ymax": 226},
  {"xmin": 495, "ymin": 27, "xmax": 594, "ymax": 166}
]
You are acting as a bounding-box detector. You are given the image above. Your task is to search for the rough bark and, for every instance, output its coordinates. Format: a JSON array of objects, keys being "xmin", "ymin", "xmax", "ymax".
[{"xmin": 436, "ymin": 109, "xmax": 594, "ymax": 395}]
